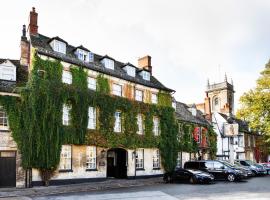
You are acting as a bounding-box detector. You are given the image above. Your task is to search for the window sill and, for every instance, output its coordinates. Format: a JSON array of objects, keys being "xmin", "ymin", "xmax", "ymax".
[
  {"xmin": 59, "ymin": 169, "xmax": 73, "ymax": 173},
  {"xmin": 86, "ymin": 169, "xmax": 98, "ymax": 172},
  {"xmin": 0, "ymin": 129, "xmax": 10, "ymax": 132},
  {"xmin": 136, "ymin": 168, "xmax": 145, "ymax": 171},
  {"xmin": 153, "ymin": 168, "xmax": 161, "ymax": 170}
]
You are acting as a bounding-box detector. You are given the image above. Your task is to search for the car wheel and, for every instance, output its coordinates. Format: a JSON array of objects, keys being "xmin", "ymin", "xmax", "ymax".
[
  {"xmin": 189, "ymin": 176, "xmax": 197, "ymax": 184},
  {"xmin": 227, "ymin": 174, "xmax": 236, "ymax": 182},
  {"xmin": 268, "ymin": 170, "xmax": 270, "ymax": 175}
]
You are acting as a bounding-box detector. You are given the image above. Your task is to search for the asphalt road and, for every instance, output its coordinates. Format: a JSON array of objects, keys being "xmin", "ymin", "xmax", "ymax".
[{"xmin": 11, "ymin": 176, "xmax": 270, "ymax": 200}]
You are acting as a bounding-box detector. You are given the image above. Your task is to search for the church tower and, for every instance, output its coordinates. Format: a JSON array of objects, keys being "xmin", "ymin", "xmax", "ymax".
[{"xmin": 206, "ymin": 74, "xmax": 235, "ymax": 116}]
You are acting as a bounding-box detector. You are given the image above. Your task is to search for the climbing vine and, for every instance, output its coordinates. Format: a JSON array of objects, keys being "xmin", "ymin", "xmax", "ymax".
[
  {"xmin": 177, "ymin": 121, "xmax": 217, "ymax": 159},
  {"xmin": 0, "ymin": 54, "xmax": 179, "ymax": 184}
]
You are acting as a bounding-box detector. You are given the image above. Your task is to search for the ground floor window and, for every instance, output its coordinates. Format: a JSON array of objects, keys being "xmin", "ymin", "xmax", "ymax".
[
  {"xmin": 59, "ymin": 145, "xmax": 72, "ymax": 171},
  {"xmin": 176, "ymin": 152, "xmax": 181, "ymax": 168},
  {"xmin": 86, "ymin": 146, "xmax": 97, "ymax": 170},
  {"xmin": 153, "ymin": 149, "xmax": 160, "ymax": 169},
  {"xmin": 136, "ymin": 149, "xmax": 144, "ymax": 169}
]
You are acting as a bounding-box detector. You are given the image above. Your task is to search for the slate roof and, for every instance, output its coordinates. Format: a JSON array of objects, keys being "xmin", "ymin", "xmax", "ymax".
[
  {"xmin": 30, "ymin": 34, "xmax": 174, "ymax": 92},
  {"xmin": 175, "ymin": 101, "xmax": 210, "ymax": 126},
  {"xmin": 218, "ymin": 112, "xmax": 250, "ymax": 133},
  {"xmin": 0, "ymin": 59, "xmax": 28, "ymax": 93}
]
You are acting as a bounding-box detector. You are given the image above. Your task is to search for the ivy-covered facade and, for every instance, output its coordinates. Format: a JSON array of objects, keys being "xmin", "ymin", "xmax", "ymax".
[
  {"xmin": 0, "ymin": 8, "xmax": 179, "ymax": 187},
  {"xmin": 174, "ymin": 101, "xmax": 217, "ymax": 168}
]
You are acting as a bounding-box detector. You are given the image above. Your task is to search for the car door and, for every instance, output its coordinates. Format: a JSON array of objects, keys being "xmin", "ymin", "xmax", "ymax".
[
  {"xmin": 213, "ymin": 161, "xmax": 226, "ymax": 180},
  {"xmin": 204, "ymin": 161, "xmax": 215, "ymax": 176},
  {"xmin": 175, "ymin": 169, "xmax": 190, "ymax": 181}
]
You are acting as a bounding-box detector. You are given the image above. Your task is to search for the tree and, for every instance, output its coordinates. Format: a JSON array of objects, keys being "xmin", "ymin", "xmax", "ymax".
[{"xmin": 237, "ymin": 61, "xmax": 270, "ymax": 147}]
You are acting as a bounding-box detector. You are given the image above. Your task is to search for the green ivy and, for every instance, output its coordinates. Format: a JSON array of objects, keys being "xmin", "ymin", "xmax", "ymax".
[
  {"xmin": 0, "ymin": 54, "xmax": 179, "ymax": 184},
  {"xmin": 177, "ymin": 121, "xmax": 217, "ymax": 158},
  {"xmin": 157, "ymin": 91, "xmax": 172, "ymax": 107},
  {"xmin": 96, "ymin": 74, "xmax": 110, "ymax": 94}
]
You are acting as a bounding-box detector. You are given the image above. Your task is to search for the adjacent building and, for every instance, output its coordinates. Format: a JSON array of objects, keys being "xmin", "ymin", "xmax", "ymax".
[{"xmin": 196, "ymin": 76, "xmax": 258, "ymax": 163}]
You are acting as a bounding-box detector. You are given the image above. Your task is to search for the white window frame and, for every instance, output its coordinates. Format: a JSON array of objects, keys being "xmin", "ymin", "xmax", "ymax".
[
  {"xmin": 153, "ymin": 117, "xmax": 159, "ymax": 136},
  {"xmin": 135, "ymin": 89, "xmax": 143, "ymax": 102},
  {"xmin": 112, "ymin": 84, "xmax": 122, "ymax": 97},
  {"xmin": 88, "ymin": 107, "xmax": 96, "ymax": 129},
  {"xmin": 87, "ymin": 77, "xmax": 96, "ymax": 91},
  {"xmin": 137, "ymin": 114, "xmax": 144, "ymax": 135},
  {"xmin": 86, "ymin": 146, "xmax": 97, "ymax": 170},
  {"xmin": 153, "ymin": 149, "xmax": 160, "ymax": 169},
  {"xmin": 102, "ymin": 58, "xmax": 114, "ymax": 70},
  {"xmin": 124, "ymin": 65, "xmax": 136, "ymax": 77},
  {"xmin": 51, "ymin": 40, "xmax": 66, "ymax": 54},
  {"xmin": 136, "ymin": 149, "xmax": 144, "ymax": 169},
  {"xmin": 140, "ymin": 71, "xmax": 150, "ymax": 81},
  {"xmin": 0, "ymin": 106, "xmax": 8, "ymax": 130},
  {"xmin": 0, "ymin": 66, "xmax": 16, "ymax": 81},
  {"xmin": 76, "ymin": 49, "xmax": 89, "ymax": 62},
  {"xmin": 176, "ymin": 152, "xmax": 181, "ymax": 168},
  {"xmin": 151, "ymin": 93, "xmax": 157, "ymax": 104},
  {"xmin": 63, "ymin": 104, "xmax": 71, "ymax": 126},
  {"xmin": 62, "ymin": 70, "xmax": 72, "ymax": 84},
  {"xmin": 59, "ymin": 145, "xmax": 72, "ymax": 170},
  {"xmin": 114, "ymin": 111, "xmax": 122, "ymax": 133}
]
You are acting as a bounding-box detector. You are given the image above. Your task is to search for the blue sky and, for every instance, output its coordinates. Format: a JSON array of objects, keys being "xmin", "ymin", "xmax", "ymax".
[{"xmin": 0, "ymin": 0, "xmax": 269, "ymax": 111}]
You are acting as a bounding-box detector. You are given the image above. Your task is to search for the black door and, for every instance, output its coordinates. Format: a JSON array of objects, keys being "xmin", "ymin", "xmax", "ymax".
[
  {"xmin": 107, "ymin": 148, "xmax": 127, "ymax": 179},
  {"xmin": 0, "ymin": 151, "xmax": 16, "ymax": 187}
]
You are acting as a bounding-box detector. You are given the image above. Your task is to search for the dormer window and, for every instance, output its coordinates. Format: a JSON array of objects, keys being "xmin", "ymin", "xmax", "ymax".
[
  {"xmin": 50, "ymin": 40, "xmax": 66, "ymax": 54},
  {"xmin": 101, "ymin": 58, "xmax": 114, "ymax": 70},
  {"xmin": 0, "ymin": 60, "xmax": 16, "ymax": 81},
  {"xmin": 76, "ymin": 48, "xmax": 94, "ymax": 62},
  {"xmin": 123, "ymin": 65, "xmax": 136, "ymax": 77},
  {"xmin": 140, "ymin": 70, "xmax": 150, "ymax": 81}
]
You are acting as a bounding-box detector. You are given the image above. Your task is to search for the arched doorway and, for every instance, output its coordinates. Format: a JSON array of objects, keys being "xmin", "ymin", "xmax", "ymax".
[{"xmin": 107, "ymin": 148, "xmax": 127, "ymax": 179}]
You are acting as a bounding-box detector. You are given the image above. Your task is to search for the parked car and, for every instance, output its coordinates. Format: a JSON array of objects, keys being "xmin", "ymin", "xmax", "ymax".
[
  {"xmin": 233, "ymin": 162, "xmax": 255, "ymax": 177},
  {"xmin": 260, "ymin": 163, "xmax": 270, "ymax": 175},
  {"xmin": 163, "ymin": 168, "xmax": 214, "ymax": 184},
  {"xmin": 184, "ymin": 160, "xmax": 247, "ymax": 182},
  {"xmin": 234, "ymin": 160, "xmax": 267, "ymax": 176}
]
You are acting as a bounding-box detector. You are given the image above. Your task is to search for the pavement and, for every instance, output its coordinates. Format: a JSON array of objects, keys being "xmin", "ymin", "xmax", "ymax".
[
  {"xmin": 1, "ymin": 176, "xmax": 270, "ymax": 200},
  {"xmin": 0, "ymin": 177, "xmax": 163, "ymax": 199}
]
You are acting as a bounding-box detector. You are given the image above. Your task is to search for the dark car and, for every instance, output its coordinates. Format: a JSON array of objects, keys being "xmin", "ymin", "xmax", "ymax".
[
  {"xmin": 163, "ymin": 168, "xmax": 214, "ymax": 184},
  {"xmin": 235, "ymin": 160, "xmax": 267, "ymax": 176},
  {"xmin": 184, "ymin": 160, "xmax": 247, "ymax": 182},
  {"xmin": 260, "ymin": 163, "xmax": 270, "ymax": 175},
  {"xmin": 232, "ymin": 162, "xmax": 255, "ymax": 177}
]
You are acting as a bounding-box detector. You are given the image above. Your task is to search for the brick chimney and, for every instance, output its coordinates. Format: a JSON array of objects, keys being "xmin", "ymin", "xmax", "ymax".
[
  {"xmin": 138, "ymin": 55, "xmax": 152, "ymax": 73},
  {"xmin": 20, "ymin": 25, "xmax": 30, "ymax": 67},
  {"xmin": 28, "ymin": 7, "xmax": 38, "ymax": 35},
  {"xmin": 204, "ymin": 93, "xmax": 212, "ymax": 122}
]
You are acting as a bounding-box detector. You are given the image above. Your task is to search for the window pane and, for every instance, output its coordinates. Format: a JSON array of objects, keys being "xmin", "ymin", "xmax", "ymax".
[
  {"xmin": 63, "ymin": 104, "xmax": 71, "ymax": 125},
  {"xmin": 112, "ymin": 84, "xmax": 122, "ymax": 96},
  {"xmin": 137, "ymin": 114, "xmax": 144, "ymax": 135},
  {"xmin": 88, "ymin": 107, "xmax": 96, "ymax": 129},
  {"xmin": 62, "ymin": 71, "xmax": 72, "ymax": 84},
  {"xmin": 59, "ymin": 145, "xmax": 72, "ymax": 170},
  {"xmin": 88, "ymin": 77, "xmax": 96, "ymax": 90},
  {"xmin": 135, "ymin": 90, "xmax": 143, "ymax": 101},
  {"xmin": 136, "ymin": 149, "xmax": 144, "ymax": 169},
  {"xmin": 86, "ymin": 146, "xmax": 97, "ymax": 169},
  {"xmin": 114, "ymin": 111, "xmax": 121, "ymax": 132}
]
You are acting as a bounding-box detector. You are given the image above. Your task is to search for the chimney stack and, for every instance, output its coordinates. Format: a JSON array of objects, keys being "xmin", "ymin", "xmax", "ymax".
[
  {"xmin": 138, "ymin": 55, "xmax": 152, "ymax": 73},
  {"xmin": 20, "ymin": 25, "xmax": 30, "ymax": 67},
  {"xmin": 29, "ymin": 7, "xmax": 38, "ymax": 35}
]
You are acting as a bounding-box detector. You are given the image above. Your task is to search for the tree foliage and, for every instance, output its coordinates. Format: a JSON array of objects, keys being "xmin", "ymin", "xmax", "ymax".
[{"xmin": 237, "ymin": 61, "xmax": 270, "ymax": 146}]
